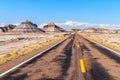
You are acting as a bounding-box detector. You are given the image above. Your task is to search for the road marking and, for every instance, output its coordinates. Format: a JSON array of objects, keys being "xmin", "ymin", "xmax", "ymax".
[
  {"xmin": 80, "ymin": 59, "xmax": 86, "ymax": 73},
  {"xmin": 78, "ymin": 44, "xmax": 80, "ymax": 48},
  {"xmin": 85, "ymin": 38, "xmax": 120, "ymax": 56}
]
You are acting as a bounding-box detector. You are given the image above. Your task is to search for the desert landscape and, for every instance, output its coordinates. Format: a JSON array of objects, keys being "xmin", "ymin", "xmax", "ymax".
[
  {"xmin": 1, "ymin": 1, "xmax": 120, "ymax": 80},
  {"xmin": 87, "ymin": 33, "xmax": 120, "ymax": 45},
  {"xmin": 0, "ymin": 20, "xmax": 66, "ymax": 60},
  {"xmin": 79, "ymin": 28, "xmax": 120, "ymax": 52},
  {"xmin": 0, "ymin": 33, "xmax": 62, "ymax": 55}
]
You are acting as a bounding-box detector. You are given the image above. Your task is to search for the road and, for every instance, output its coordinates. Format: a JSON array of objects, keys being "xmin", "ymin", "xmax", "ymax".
[
  {"xmin": 0, "ymin": 35, "xmax": 76, "ymax": 80},
  {"xmin": 0, "ymin": 33, "xmax": 120, "ymax": 80}
]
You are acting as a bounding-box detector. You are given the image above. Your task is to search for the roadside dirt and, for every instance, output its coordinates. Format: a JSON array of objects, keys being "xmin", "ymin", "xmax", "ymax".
[
  {"xmin": 0, "ymin": 34, "xmax": 53, "ymax": 55},
  {"xmin": 0, "ymin": 38, "xmax": 66, "ymax": 74}
]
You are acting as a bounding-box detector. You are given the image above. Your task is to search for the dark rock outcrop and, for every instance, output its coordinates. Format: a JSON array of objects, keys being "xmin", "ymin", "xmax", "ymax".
[{"xmin": 0, "ymin": 24, "xmax": 16, "ymax": 33}]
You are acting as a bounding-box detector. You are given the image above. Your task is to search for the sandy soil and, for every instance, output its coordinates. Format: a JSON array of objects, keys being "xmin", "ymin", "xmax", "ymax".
[
  {"xmin": 88, "ymin": 33, "xmax": 120, "ymax": 45},
  {"xmin": 0, "ymin": 33, "xmax": 63, "ymax": 55}
]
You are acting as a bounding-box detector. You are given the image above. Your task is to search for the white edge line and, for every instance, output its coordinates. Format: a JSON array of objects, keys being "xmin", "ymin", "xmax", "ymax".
[
  {"xmin": 83, "ymin": 36, "xmax": 120, "ymax": 56},
  {"xmin": 0, "ymin": 35, "xmax": 71, "ymax": 78}
]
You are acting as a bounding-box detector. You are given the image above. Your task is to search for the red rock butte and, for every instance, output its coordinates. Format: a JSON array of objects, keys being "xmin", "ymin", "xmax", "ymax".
[{"xmin": 43, "ymin": 22, "xmax": 65, "ymax": 32}]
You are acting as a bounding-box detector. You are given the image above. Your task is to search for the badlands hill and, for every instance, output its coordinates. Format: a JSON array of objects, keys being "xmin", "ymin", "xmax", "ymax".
[
  {"xmin": 43, "ymin": 22, "xmax": 65, "ymax": 32},
  {"xmin": 0, "ymin": 24, "xmax": 16, "ymax": 33},
  {"xmin": 12, "ymin": 20, "xmax": 44, "ymax": 33},
  {"xmin": 81, "ymin": 28, "xmax": 120, "ymax": 34}
]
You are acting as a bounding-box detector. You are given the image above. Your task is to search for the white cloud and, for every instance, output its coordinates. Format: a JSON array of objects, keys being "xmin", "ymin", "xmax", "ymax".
[
  {"xmin": 0, "ymin": 23, "xmax": 19, "ymax": 27},
  {"xmin": 0, "ymin": 23, "xmax": 6, "ymax": 27},
  {"xmin": 55, "ymin": 21, "xmax": 90, "ymax": 29},
  {"xmin": 13, "ymin": 23, "xmax": 19, "ymax": 26},
  {"xmin": 60, "ymin": 21, "xmax": 120, "ymax": 29},
  {"xmin": 65, "ymin": 21, "xmax": 89, "ymax": 27},
  {"xmin": 38, "ymin": 23, "xmax": 47, "ymax": 28}
]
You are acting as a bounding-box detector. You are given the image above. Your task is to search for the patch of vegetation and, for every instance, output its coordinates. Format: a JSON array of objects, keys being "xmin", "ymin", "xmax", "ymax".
[
  {"xmin": 80, "ymin": 33, "xmax": 120, "ymax": 51},
  {"xmin": 0, "ymin": 34, "xmax": 66, "ymax": 64}
]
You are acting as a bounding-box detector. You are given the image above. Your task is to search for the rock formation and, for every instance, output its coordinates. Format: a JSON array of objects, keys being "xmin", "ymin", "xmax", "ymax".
[
  {"xmin": 0, "ymin": 24, "xmax": 16, "ymax": 33},
  {"xmin": 43, "ymin": 22, "xmax": 65, "ymax": 32},
  {"xmin": 81, "ymin": 28, "xmax": 120, "ymax": 34},
  {"xmin": 12, "ymin": 20, "xmax": 44, "ymax": 33},
  {"xmin": 82, "ymin": 28, "xmax": 109, "ymax": 33}
]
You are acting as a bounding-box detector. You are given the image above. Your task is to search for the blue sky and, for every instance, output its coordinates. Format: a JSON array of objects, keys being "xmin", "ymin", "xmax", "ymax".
[{"xmin": 0, "ymin": 0, "xmax": 120, "ymax": 29}]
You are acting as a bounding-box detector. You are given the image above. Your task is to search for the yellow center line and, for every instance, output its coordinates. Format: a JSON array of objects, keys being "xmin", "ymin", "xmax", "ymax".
[
  {"xmin": 80, "ymin": 59, "xmax": 86, "ymax": 73},
  {"xmin": 78, "ymin": 44, "xmax": 80, "ymax": 48}
]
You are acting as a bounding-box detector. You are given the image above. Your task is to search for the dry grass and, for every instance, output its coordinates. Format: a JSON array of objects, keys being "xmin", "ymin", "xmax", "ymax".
[
  {"xmin": 0, "ymin": 33, "xmax": 66, "ymax": 64},
  {"xmin": 79, "ymin": 33, "xmax": 120, "ymax": 51}
]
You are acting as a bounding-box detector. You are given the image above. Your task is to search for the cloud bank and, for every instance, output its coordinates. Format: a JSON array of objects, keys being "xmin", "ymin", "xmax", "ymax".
[
  {"xmin": 53, "ymin": 21, "xmax": 120, "ymax": 30},
  {"xmin": 62, "ymin": 21, "xmax": 120, "ymax": 29}
]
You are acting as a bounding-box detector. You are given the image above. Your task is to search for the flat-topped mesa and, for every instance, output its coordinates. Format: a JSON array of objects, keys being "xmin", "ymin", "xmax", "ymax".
[
  {"xmin": 12, "ymin": 20, "xmax": 44, "ymax": 33},
  {"xmin": 43, "ymin": 22, "xmax": 65, "ymax": 32},
  {"xmin": 21, "ymin": 20, "xmax": 37, "ymax": 27},
  {"xmin": 21, "ymin": 20, "xmax": 33, "ymax": 24},
  {"xmin": 47, "ymin": 22, "xmax": 56, "ymax": 27}
]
